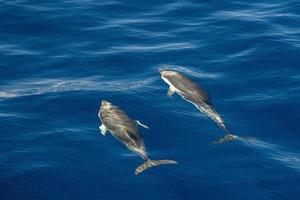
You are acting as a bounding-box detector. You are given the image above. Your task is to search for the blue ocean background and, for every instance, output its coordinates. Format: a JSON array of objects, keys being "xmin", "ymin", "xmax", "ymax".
[{"xmin": 1, "ymin": 0, "xmax": 300, "ymax": 199}]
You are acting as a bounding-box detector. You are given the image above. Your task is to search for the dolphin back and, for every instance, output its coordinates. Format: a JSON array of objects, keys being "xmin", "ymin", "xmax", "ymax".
[
  {"xmin": 169, "ymin": 72, "xmax": 212, "ymax": 105},
  {"xmin": 135, "ymin": 159, "xmax": 178, "ymax": 175}
]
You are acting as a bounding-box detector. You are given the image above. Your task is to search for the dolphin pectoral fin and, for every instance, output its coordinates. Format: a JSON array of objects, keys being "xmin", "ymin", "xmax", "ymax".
[
  {"xmin": 99, "ymin": 124, "xmax": 107, "ymax": 136},
  {"xmin": 167, "ymin": 86, "xmax": 175, "ymax": 97},
  {"xmin": 136, "ymin": 120, "xmax": 150, "ymax": 129},
  {"xmin": 213, "ymin": 134, "xmax": 239, "ymax": 144}
]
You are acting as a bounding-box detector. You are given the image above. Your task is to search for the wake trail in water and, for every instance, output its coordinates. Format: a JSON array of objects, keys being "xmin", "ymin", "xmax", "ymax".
[
  {"xmin": 239, "ymin": 137, "xmax": 300, "ymax": 172},
  {"xmin": 0, "ymin": 76, "xmax": 158, "ymax": 99}
]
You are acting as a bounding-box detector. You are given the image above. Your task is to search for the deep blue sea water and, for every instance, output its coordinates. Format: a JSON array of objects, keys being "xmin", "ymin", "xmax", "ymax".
[{"xmin": 1, "ymin": 0, "xmax": 300, "ymax": 199}]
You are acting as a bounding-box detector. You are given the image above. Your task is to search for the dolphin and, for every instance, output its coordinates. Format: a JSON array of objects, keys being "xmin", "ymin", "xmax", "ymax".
[
  {"xmin": 159, "ymin": 69, "xmax": 238, "ymax": 143},
  {"xmin": 98, "ymin": 100, "xmax": 177, "ymax": 175}
]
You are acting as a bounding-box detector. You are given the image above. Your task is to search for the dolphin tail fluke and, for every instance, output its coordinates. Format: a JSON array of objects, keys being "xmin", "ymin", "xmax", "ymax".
[
  {"xmin": 135, "ymin": 159, "xmax": 178, "ymax": 175},
  {"xmin": 213, "ymin": 134, "xmax": 239, "ymax": 144}
]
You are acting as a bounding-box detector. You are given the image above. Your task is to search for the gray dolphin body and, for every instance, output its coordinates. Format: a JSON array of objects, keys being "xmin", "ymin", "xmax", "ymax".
[
  {"xmin": 160, "ymin": 69, "xmax": 238, "ymax": 143},
  {"xmin": 98, "ymin": 100, "xmax": 177, "ymax": 175}
]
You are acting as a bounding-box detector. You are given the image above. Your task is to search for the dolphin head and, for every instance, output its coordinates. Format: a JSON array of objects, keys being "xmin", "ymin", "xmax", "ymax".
[
  {"xmin": 159, "ymin": 69, "xmax": 178, "ymax": 78},
  {"xmin": 101, "ymin": 100, "xmax": 112, "ymax": 109},
  {"xmin": 159, "ymin": 68, "xmax": 169, "ymax": 76},
  {"xmin": 159, "ymin": 68, "xmax": 166, "ymax": 74}
]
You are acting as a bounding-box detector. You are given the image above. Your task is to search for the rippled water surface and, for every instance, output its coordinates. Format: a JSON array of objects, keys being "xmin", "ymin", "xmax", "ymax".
[{"xmin": 1, "ymin": 0, "xmax": 300, "ymax": 199}]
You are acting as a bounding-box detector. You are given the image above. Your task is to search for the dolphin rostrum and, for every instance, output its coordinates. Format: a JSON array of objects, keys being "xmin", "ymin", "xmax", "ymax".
[
  {"xmin": 159, "ymin": 69, "xmax": 238, "ymax": 143},
  {"xmin": 98, "ymin": 100, "xmax": 177, "ymax": 175}
]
